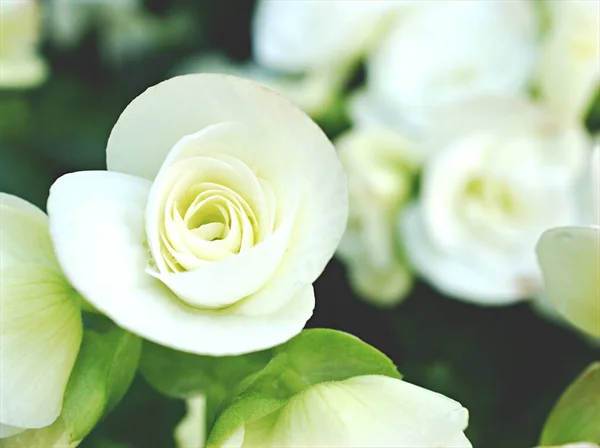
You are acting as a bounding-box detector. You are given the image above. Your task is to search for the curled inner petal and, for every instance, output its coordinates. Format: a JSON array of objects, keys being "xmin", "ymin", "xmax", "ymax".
[{"xmin": 144, "ymin": 122, "xmax": 303, "ymax": 309}]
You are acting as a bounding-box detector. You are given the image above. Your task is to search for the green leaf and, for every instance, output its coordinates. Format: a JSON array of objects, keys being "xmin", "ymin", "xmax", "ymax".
[
  {"xmin": 139, "ymin": 341, "xmax": 273, "ymax": 399},
  {"xmin": 207, "ymin": 328, "xmax": 401, "ymax": 446},
  {"xmin": 139, "ymin": 340, "xmax": 273, "ymax": 429},
  {"xmin": 540, "ymin": 362, "xmax": 600, "ymax": 445},
  {"xmin": 2, "ymin": 319, "xmax": 142, "ymax": 448}
]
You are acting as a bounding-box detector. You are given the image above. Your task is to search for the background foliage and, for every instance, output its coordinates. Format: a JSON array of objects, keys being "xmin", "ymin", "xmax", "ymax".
[{"xmin": 0, "ymin": 1, "xmax": 598, "ymax": 447}]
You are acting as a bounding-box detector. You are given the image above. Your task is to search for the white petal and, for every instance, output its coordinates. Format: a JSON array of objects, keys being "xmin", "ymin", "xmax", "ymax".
[
  {"xmin": 0, "ymin": 423, "xmax": 25, "ymax": 439},
  {"xmin": 107, "ymin": 74, "xmax": 347, "ymax": 303},
  {"xmin": 536, "ymin": 0, "xmax": 600, "ymax": 121},
  {"xmin": 144, "ymin": 121, "xmax": 300, "ymax": 308},
  {"xmin": 239, "ymin": 375, "xmax": 470, "ymax": 447},
  {"xmin": 253, "ymin": 0, "xmax": 398, "ymax": 73},
  {"xmin": 175, "ymin": 395, "xmax": 206, "ymax": 448},
  {"xmin": 536, "ymin": 226, "xmax": 600, "ymax": 337},
  {"xmin": 0, "ymin": 193, "xmax": 54, "ymax": 269},
  {"xmin": 0, "ymin": 194, "xmax": 82, "ymax": 430},
  {"xmin": 367, "ymin": 1, "xmax": 537, "ymax": 125},
  {"xmin": 48, "ymin": 171, "xmax": 314, "ymax": 355},
  {"xmin": 150, "ymin": 209, "xmax": 296, "ymax": 309},
  {"xmin": 402, "ymin": 205, "xmax": 533, "ymax": 305}
]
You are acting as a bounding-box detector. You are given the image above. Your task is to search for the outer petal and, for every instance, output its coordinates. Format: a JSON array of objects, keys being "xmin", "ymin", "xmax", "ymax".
[
  {"xmin": 0, "ymin": 424, "xmax": 25, "ymax": 438},
  {"xmin": 536, "ymin": 0, "xmax": 600, "ymax": 121},
  {"xmin": 48, "ymin": 171, "xmax": 315, "ymax": 355},
  {"xmin": 239, "ymin": 375, "xmax": 471, "ymax": 447},
  {"xmin": 536, "ymin": 226, "xmax": 600, "ymax": 337},
  {"xmin": 402, "ymin": 205, "xmax": 534, "ymax": 305},
  {"xmin": 0, "ymin": 194, "xmax": 82, "ymax": 430},
  {"xmin": 107, "ymin": 74, "xmax": 348, "ymax": 298}
]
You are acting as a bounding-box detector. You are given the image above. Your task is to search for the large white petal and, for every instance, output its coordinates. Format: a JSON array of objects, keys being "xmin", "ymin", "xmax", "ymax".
[
  {"xmin": 536, "ymin": 226, "xmax": 600, "ymax": 337},
  {"xmin": 239, "ymin": 375, "xmax": 471, "ymax": 447},
  {"xmin": 0, "ymin": 194, "xmax": 82, "ymax": 430},
  {"xmin": 106, "ymin": 74, "xmax": 347, "ymax": 302},
  {"xmin": 48, "ymin": 171, "xmax": 314, "ymax": 355},
  {"xmin": 402, "ymin": 205, "xmax": 533, "ymax": 305}
]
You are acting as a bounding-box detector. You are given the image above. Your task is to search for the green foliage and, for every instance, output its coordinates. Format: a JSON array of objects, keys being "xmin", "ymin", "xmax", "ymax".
[
  {"xmin": 1, "ymin": 317, "xmax": 142, "ymax": 448},
  {"xmin": 140, "ymin": 341, "xmax": 272, "ymax": 429},
  {"xmin": 540, "ymin": 363, "xmax": 600, "ymax": 446},
  {"xmin": 207, "ymin": 329, "xmax": 401, "ymax": 446}
]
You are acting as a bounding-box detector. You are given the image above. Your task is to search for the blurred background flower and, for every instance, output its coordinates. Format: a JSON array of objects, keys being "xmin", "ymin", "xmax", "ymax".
[
  {"xmin": 1, "ymin": 1, "xmax": 599, "ymax": 447},
  {"xmin": 0, "ymin": 0, "xmax": 47, "ymax": 88}
]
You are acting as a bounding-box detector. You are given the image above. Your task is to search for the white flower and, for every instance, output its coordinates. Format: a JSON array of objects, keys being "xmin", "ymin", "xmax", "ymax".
[
  {"xmin": 0, "ymin": 0, "xmax": 47, "ymax": 89},
  {"xmin": 336, "ymin": 128, "xmax": 420, "ymax": 306},
  {"xmin": 402, "ymin": 97, "xmax": 588, "ymax": 305},
  {"xmin": 0, "ymin": 194, "xmax": 82, "ymax": 438},
  {"xmin": 536, "ymin": 147, "xmax": 600, "ymax": 337},
  {"xmin": 213, "ymin": 375, "xmax": 471, "ymax": 448},
  {"xmin": 47, "ymin": 74, "xmax": 348, "ymax": 356},
  {"xmin": 536, "ymin": 0, "xmax": 600, "ymax": 122},
  {"xmin": 253, "ymin": 0, "xmax": 401, "ymax": 74},
  {"xmin": 360, "ymin": 0, "xmax": 538, "ymax": 132}
]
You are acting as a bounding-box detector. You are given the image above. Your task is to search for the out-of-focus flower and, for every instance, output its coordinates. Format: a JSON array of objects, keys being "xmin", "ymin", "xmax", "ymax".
[
  {"xmin": 336, "ymin": 128, "xmax": 421, "ymax": 307},
  {"xmin": 172, "ymin": 53, "xmax": 344, "ymax": 119},
  {"xmin": 0, "ymin": 194, "xmax": 82, "ymax": 438},
  {"xmin": 536, "ymin": 0, "xmax": 600, "ymax": 122},
  {"xmin": 536, "ymin": 147, "xmax": 599, "ymax": 337},
  {"xmin": 47, "ymin": 74, "xmax": 348, "ymax": 356},
  {"xmin": 175, "ymin": 395, "xmax": 206, "ymax": 448},
  {"xmin": 253, "ymin": 0, "xmax": 402, "ymax": 74},
  {"xmin": 48, "ymin": 0, "xmax": 194, "ymax": 67},
  {"xmin": 251, "ymin": 0, "xmax": 405, "ymax": 119},
  {"xmin": 358, "ymin": 1, "xmax": 538, "ymax": 133},
  {"xmin": 208, "ymin": 375, "xmax": 471, "ymax": 448},
  {"xmin": 402, "ymin": 97, "xmax": 588, "ymax": 305},
  {"xmin": 0, "ymin": 0, "xmax": 47, "ymax": 88}
]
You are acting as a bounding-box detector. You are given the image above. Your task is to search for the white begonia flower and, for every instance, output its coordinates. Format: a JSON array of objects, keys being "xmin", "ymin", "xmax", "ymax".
[
  {"xmin": 47, "ymin": 74, "xmax": 348, "ymax": 356},
  {"xmin": 253, "ymin": 0, "xmax": 402, "ymax": 74},
  {"xmin": 0, "ymin": 194, "xmax": 82, "ymax": 438},
  {"xmin": 336, "ymin": 128, "xmax": 421, "ymax": 307},
  {"xmin": 360, "ymin": 0, "xmax": 538, "ymax": 132},
  {"xmin": 536, "ymin": 147, "xmax": 600, "ymax": 337},
  {"xmin": 214, "ymin": 375, "xmax": 471, "ymax": 448},
  {"xmin": 402, "ymin": 97, "xmax": 588, "ymax": 305},
  {"xmin": 0, "ymin": 0, "xmax": 47, "ymax": 89},
  {"xmin": 536, "ymin": 0, "xmax": 600, "ymax": 122}
]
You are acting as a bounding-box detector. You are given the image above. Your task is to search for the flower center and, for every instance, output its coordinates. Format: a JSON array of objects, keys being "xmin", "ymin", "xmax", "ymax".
[
  {"xmin": 457, "ymin": 174, "xmax": 527, "ymax": 243},
  {"xmin": 147, "ymin": 151, "xmax": 278, "ymax": 276}
]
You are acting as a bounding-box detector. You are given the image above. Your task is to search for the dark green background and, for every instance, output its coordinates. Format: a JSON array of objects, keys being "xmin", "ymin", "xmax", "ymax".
[{"xmin": 1, "ymin": 1, "xmax": 598, "ymax": 447}]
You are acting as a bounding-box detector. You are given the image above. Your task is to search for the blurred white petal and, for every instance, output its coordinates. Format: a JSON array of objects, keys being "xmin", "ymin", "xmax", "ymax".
[{"xmin": 536, "ymin": 226, "xmax": 600, "ymax": 337}]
